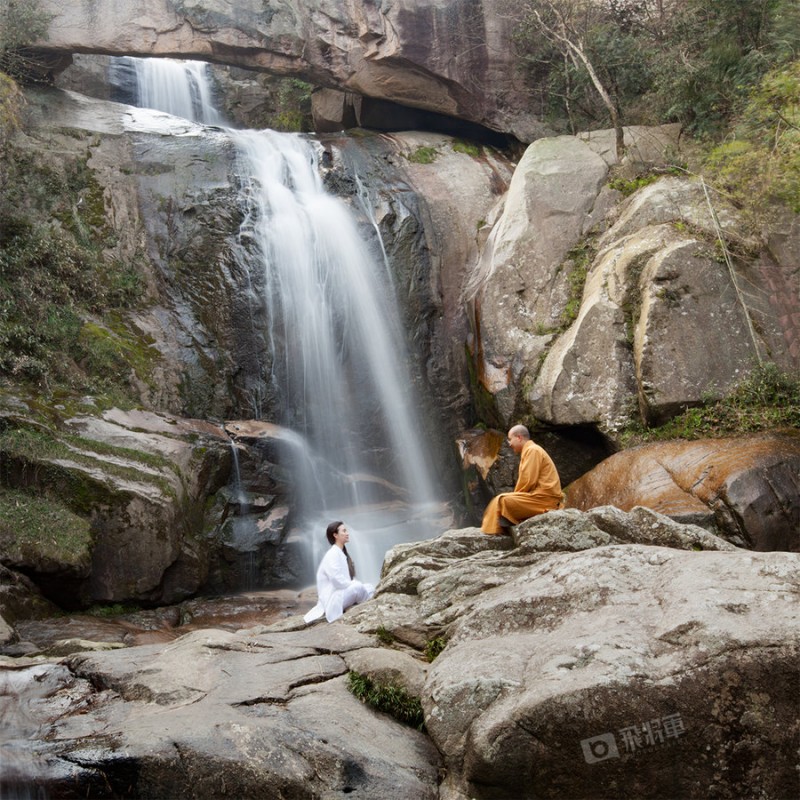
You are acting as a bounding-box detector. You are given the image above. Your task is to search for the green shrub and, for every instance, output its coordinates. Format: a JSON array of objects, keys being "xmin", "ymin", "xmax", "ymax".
[
  {"xmin": 621, "ymin": 362, "xmax": 800, "ymax": 444},
  {"xmin": 376, "ymin": 625, "xmax": 395, "ymax": 645},
  {"xmin": 0, "ymin": 145, "xmax": 146, "ymax": 400},
  {"xmin": 347, "ymin": 671, "xmax": 425, "ymax": 730},
  {"xmin": 424, "ymin": 636, "xmax": 447, "ymax": 662},
  {"xmin": 706, "ymin": 60, "xmax": 800, "ymax": 220},
  {"xmin": 0, "ymin": 0, "xmax": 53, "ymax": 80}
]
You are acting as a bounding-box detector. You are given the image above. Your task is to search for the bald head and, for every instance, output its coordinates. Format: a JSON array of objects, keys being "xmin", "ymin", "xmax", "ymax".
[
  {"xmin": 508, "ymin": 424, "xmax": 530, "ymax": 440},
  {"xmin": 507, "ymin": 424, "xmax": 530, "ymax": 454}
]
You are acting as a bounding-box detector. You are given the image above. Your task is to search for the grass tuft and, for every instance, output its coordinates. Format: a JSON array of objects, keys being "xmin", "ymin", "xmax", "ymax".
[
  {"xmin": 621, "ymin": 362, "xmax": 800, "ymax": 445},
  {"xmin": 347, "ymin": 671, "xmax": 425, "ymax": 730}
]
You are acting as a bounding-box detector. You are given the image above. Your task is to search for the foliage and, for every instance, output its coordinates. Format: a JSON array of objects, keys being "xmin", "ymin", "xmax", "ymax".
[
  {"xmin": 512, "ymin": 0, "xmax": 800, "ymax": 138},
  {"xmin": 513, "ymin": 0, "xmax": 631, "ymax": 153},
  {"xmin": 0, "ymin": 144, "xmax": 147, "ymax": 400},
  {"xmin": 273, "ymin": 78, "xmax": 313, "ymax": 132},
  {"xmin": 649, "ymin": 0, "xmax": 800, "ymax": 136},
  {"xmin": 620, "ymin": 362, "xmax": 800, "ymax": 445},
  {"xmin": 705, "ymin": 60, "xmax": 800, "ymax": 217},
  {"xmin": 0, "ymin": 0, "xmax": 53, "ymax": 80},
  {"xmin": 608, "ymin": 173, "xmax": 661, "ymax": 197},
  {"xmin": 559, "ymin": 240, "xmax": 596, "ymax": 329},
  {"xmin": 347, "ymin": 671, "xmax": 426, "ymax": 730},
  {"xmin": 0, "ymin": 71, "xmax": 24, "ymax": 159},
  {"xmin": 86, "ymin": 603, "xmax": 141, "ymax": 617},
  {"xmin": 0, "ymin": 485, "xmax": 93, "ymax": 566},
  {"xmin": 376, "ymin": 625, "xmax": 395, "ymax": 645},
  {"xmin": 424, "ymin": 636, "xmax": 447, "ymax": 662}
]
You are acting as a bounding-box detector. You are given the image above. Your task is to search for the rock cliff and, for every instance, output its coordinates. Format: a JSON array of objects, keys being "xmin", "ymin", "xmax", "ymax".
[
  {"xmin": 33, "ymin": 0, "xmax": 548, "ymax": 141},
  {"xmin": 4, "ymin": 84, "xmax": 798, "ymax": 610}
]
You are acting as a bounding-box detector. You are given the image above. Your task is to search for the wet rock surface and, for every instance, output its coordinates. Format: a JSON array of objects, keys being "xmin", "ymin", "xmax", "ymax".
[
  {"xmin": 6, "ymin": 509, "xmax": 796, "ymax": 799},
  {"xmin": 0, "ymin": 402, "xmax": 231, "ymax": 608}
]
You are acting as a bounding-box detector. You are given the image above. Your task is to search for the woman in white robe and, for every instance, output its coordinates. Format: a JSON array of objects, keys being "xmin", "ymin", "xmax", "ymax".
[{"xmin": 304, "ymin": 521, "xmax": 375, "ymax": 624}]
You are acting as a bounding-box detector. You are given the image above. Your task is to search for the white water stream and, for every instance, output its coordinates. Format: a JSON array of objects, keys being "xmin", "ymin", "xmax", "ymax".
[
  {"xmin": 110, "ymin": 56, "xmax": 226, "ymax": 125},
  {"xmin": 114, "ymin": 57, "xmax": 447, "ymax": 585}
]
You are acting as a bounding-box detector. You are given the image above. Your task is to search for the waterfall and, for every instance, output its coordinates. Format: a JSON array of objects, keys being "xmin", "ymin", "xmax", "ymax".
[
  {"xmin": 231, "ymin": 130, "xmax": 444, "ymax": 583},
  {"xmin": 227, "ymin": 442, "xmax": 260, "ymax": 591},
  {"xmin": 115, "ymin": 58, "xmax": 448, "ymax": 586},
  {"xmin": 109, "ymin": 56, "xmax": 226, "ymax": 125}
]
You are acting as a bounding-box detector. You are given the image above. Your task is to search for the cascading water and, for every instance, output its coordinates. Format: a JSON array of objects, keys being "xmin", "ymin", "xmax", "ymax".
[
  {"xmin": 114, "ymin": 57, "xmax": 448, "ymax": 586},
  {"xmin": 110, "ymin": 56, "xmax": 226, "ymax": 125},
  {"xmin": 227, "ymin": 441, "xmax": 260, "ymax": 591},
  {"xmin": 231, "ymin": 130, "xmax": 445, "ymax": 584}
]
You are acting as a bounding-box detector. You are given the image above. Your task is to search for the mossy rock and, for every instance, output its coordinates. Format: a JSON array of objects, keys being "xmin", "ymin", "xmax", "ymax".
[{"xmin": 0, "ymin": 486, "xmax": 93, "ymax": 574}]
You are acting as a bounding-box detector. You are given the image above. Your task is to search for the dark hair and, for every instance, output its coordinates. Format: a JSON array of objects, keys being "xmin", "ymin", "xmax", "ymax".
[
  {"xmin": 326, "ymin": 520, "xmax": 343, "ymax": 546},
  {"xmin": 326, "ymin": 520, "xmax": 356, "ymax": 578}
]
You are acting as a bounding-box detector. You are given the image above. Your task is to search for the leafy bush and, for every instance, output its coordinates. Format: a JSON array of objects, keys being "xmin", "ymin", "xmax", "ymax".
[
  {"xmin": 512, "ymin": 0, "xmax": 800, "ymax": 137},
  {"xmin": 347, "ymin": 671, "xmax": 425, "ymax": 730},
  {"xmin": 424, "ymin": 636, "xmax": 447, "ymax": 662},
  {"xmin": 376, "ymin": 625, "xmax": 395, "ymax": 645},
  {"xmin": 705, "ymin": 60, "xmax": 800, "ymax": 219},
  {"xmin": 0, "ymin": 0, "xmax": 53, "ymax": 80},
  {"xmin": 621, "ymin": 362, "xmax": 800, "ymax": 444},
  {"xmin": 0, "ymin": 144, "xmax": 146, "ymax": 399}
]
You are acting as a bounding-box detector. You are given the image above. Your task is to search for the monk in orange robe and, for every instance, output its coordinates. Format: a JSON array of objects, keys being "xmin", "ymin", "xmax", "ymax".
[{"xmin": 481, "ymin": 424, "xmax": 563, "ymax": 534}]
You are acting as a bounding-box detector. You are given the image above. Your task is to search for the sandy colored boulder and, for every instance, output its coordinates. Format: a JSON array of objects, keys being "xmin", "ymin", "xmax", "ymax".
[{"xmin": 566, "ymin": 432, "xmax": 800, "ymax": 551}]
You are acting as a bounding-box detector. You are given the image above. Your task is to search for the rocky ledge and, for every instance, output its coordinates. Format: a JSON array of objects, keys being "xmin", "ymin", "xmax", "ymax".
[{"xmin": 3, "ymin": 507, "xmax": 798, "ymax": 799}]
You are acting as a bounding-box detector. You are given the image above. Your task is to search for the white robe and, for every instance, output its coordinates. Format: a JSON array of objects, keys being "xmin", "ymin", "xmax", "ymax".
[{"xmin": 303, "ymin": 545, "xmax": 375, "ymax": 624}]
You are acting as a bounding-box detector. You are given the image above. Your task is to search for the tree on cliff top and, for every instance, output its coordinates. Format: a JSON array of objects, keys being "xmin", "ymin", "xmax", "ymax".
[
  {"xmin": 515, "ymin": 0, "xmax": 632, "ymax": 158},
  {"xmin": 513, "ymin": 0, "xmax": 799, "ymax": 141},
  {"xmin": 0, "ymin": 0, "xmax": 53, "ymax": 81}
]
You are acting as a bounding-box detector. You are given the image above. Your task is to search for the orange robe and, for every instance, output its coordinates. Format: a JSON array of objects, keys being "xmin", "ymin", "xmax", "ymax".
[{"xmin": 481, "ymin": 440, "xmax": 562, "ymax": 534}]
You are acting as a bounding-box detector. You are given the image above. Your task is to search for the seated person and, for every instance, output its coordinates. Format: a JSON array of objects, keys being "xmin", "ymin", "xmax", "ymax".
[
  {"xmin": 304, "ymin": 521, "xmax": 374, "ymax": 623},
  {"xmin": 481, "ymin": 424, "xmax": 562, "ymax": 534}
]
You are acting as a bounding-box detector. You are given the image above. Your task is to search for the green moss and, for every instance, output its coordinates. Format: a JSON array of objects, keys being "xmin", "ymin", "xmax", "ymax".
[
  {"xmin": 79, "ymin": 318, "xmax": 159, "ymax": 390},
  {"xmin": 0, "ymin": 425, "xmax": 178, "ymax": 507},
  {"xmin": 559, "ymin": 241, "xmax": 596, "ymax": 329},
  {"xmin": 453, "ymin": 139, "xmax": 483, "ymax": 157},
  {"xmin": 347, "ymin": 671, "xmax": 425, "ymax": 730},
  {"xmin": 0, "ymin": 485, "xmax": 93, "ymax": 567},
  {"xmin": 608, "ymin": 173, "xmax": 661, "ymax": 197},
  {"xmin": 86, "ymin": 603, "xmax": 141, "ymax": 617},
  {"xmin": 406, "ymin": 146, "xmax": 438, "ymax": 165}
]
